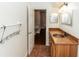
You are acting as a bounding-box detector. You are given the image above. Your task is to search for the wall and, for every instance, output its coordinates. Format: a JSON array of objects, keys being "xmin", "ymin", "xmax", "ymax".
[
  {"xmin": 0, "ymin": 2, "xmax": 27, "ymax": 57},
  {"xmin": 49, "ymin": 8, "xmax": 60, "ymax": 28},
  {"xmin": 59, "ymin": 2, "xmax": 79, "ymax": 56}
]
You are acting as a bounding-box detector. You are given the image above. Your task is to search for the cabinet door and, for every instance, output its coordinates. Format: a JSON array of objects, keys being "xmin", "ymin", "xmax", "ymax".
[
  {"xmin": 51, "ymin": 44, "xmax": 77, "ymax": 57},
  {"xmin": 70, "ymin": 45, "xmax": 77, "ymax": 57},
  {"xmin": 28, "ymin": 33, "xmax": 34, "ymax": 55},
  {"xmin": 55, "ymin": 45, "xmax": 70, "ymax": 57},
  {"xmin": 52, "ymin": 43, "xmax": 56, "ymax": 57},
  {"xmin": 27, "ymin": 6, "xmax": 35, "ymax": 55}
]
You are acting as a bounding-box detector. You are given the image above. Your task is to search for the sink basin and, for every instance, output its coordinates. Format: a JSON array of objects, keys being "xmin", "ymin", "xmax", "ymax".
[{"xmin": 53, "ymin": 34, "xmax": 65, "ymax": 38}]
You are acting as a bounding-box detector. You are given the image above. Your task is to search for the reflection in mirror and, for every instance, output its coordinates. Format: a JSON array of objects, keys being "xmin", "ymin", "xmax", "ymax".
[
  {"xmin": 60, "ymin": 11, "xmax": 72, "ymax": 26},
  {"xmin": 50, "ymin": 13, "xmax": 58, "ymax": 23}
]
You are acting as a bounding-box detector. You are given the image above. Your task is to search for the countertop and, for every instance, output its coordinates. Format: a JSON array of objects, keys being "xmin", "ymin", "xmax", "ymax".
[{"xmin": 49, "ymin": 30, "xmax": 78, "ymax": 45}]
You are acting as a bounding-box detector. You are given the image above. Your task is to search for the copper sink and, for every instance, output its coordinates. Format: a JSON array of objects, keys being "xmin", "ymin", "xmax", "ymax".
[{"xmin": 53, "ymin": 34, "xmax": 65, "ymax": 38}]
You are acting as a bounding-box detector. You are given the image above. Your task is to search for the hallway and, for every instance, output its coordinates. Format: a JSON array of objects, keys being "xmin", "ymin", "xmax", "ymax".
[
  {"xmin": 29, "ymin": 45, "xmax": 50, "ymax": 57},
  {"xmin": 29, "ymin": 28, "xmax": 49, "ymax": 57},
  {"xmin": 35, "ymin": 29, "xmax": 46, "ymax": 45}
]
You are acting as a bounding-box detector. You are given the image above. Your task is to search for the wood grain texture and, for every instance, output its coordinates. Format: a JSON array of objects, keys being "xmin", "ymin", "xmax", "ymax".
[
  {"xmin": 49, "ymin": 28, "xmax": 78, "ymax": 44},
  {"xmin": 70, "ymin": 45, "xmax": 78, "ymax": 57},
  {"xmin": 49, "ymin": 30, "xmax": 78, "ymax": 45},
  {"xmin": 55, "ymin": 45, "xmax": 70, "ymax": 57},
  {"xmin": 49, "ymin": 28, "xmax": 78, "ymax": 57},
  {"xmin": 51, "ymin": 43, "xmax": 78, "ymax": 57},
  {"xmin": 29, "ymin": 45, "xmax": 50, "ymax": 57}
]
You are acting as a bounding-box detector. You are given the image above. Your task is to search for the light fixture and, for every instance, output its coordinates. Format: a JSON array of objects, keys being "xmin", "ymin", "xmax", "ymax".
[
  {"xmin": 59, "ymin": 2, "xmax": 68, "ymax": 13},
  {"xmin": 64, "ymin": 2, "xmax": 68, "ymax": 6}
]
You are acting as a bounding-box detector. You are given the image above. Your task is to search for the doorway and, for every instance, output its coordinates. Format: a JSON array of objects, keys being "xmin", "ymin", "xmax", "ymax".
[{"xmin": 34, "ymin": 9, "xmax": 46, "ymax": 45}]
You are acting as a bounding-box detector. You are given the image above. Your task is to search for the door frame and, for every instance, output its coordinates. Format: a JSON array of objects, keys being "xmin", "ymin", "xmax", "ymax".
[
  {"xmin": 27, "ymin": 8, "xmax": 47, "ymax": 56},
  {"xmin": 27, "ymin": 6, "xmax": 29, "ymax": 56},
  {"xmin": 34, "ymin": 9, "xmax": 47, "ymax": 45}
]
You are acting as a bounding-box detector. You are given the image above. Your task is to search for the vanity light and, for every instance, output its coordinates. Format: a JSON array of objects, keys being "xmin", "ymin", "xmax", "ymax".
[
  {"xmin": 59, "ymin": 2, "xmax": 68, "ymax": 13},
  {"xmin": 64, "ymin": 2, "xmax": 68, "ymax": 6}
]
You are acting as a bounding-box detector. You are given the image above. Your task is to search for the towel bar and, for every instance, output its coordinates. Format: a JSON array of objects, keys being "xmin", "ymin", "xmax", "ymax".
[{"xmin": 0, "ymin": 24, "xmax": 22, "ymax": 43}]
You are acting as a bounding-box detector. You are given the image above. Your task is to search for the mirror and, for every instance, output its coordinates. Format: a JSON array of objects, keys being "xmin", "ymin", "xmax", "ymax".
[
  {"xmin": 50, "ymin": 13, "xmax": 58, "ymax": 23},
  {"xmin": 60, "ymin": 10, "xmax": 72, "ymax": 26}
]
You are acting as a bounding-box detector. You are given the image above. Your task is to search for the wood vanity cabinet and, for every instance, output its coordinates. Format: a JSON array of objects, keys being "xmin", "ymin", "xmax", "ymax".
[
  {"xmin": 51, "ymin": 42, "xmax": 78, "ymax": 57},
  {"xmin": 49, "ymin": 28, "xmax": 78, "ymax": 57}
]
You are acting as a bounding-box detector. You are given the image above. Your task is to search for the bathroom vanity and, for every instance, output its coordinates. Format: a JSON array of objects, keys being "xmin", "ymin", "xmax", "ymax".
[{"xmin": 49, "ymin": 28, "xmax": 78, "ymax": 57}]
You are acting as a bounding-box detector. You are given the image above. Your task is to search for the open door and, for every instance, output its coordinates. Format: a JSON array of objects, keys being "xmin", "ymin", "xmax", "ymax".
[
  {"xmin": 27, "ymin": 6, "xmax": 35, "ymax": 55},
  {"xmin": 34, "ymin": 10, "xmax": 46, "ymax": 45}
]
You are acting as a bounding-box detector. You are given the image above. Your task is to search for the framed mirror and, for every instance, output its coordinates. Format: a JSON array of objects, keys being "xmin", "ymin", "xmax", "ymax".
[
  {"xmin": 60, "ymin": 10, "xmax": 72, "ymax": 26},
  {"xmin": 50, "ymin": 13, "xmax": 58, "ymax": 23}
]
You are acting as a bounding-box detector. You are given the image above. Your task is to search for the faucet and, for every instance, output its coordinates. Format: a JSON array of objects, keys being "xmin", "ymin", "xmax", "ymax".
[{"xmin": 64, "ymin": 32, "xmax": 67, "ymax": 36}]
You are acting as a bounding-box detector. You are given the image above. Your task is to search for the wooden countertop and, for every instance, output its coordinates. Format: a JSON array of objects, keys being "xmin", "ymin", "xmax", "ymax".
[{"xmin": 49, "ymin": 30, "xmax": 78, "ymax": 45}]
